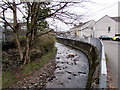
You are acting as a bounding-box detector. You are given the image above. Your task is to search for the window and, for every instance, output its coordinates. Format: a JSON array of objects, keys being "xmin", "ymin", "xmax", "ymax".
[{"xmin": 108, "ymin": 27, "xmax": 111, "ymax": 33}]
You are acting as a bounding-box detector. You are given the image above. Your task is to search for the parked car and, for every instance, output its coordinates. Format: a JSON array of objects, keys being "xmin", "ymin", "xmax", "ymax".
[
  {"xmin": 112, "ymin": 36, "xmax": 120, "ymax": 41},
  {"xmin": 99, "ymin": 35, "xmax": 112, "ymax": 40}
]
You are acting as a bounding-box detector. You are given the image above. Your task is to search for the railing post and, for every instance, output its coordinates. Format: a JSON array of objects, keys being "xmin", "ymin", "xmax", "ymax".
[{"xmin": 99, "ymin": 44, "xmax": 107, "ymax": 89}]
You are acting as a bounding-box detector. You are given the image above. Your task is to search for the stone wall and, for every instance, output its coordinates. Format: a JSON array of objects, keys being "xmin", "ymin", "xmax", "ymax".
[{"xmin": 57, "ymin": 37, "xmax": 99, "ymax": 89}]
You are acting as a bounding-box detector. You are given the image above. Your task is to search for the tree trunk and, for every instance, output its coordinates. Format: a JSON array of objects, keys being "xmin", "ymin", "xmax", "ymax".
[
  {"xmin": 23, "ymin": 37, "xmax": 30, "ymax": 64},
  {"xmin": 23, "ymin": 4, "xmax": 31, "ymax": 64},
  {"xmin": 13, "ymin": 1, "xmax": 23, "ymax": 61},
  {"xmin": 15, "ymin": 33, "xmax": 23, "ymax": 61}
]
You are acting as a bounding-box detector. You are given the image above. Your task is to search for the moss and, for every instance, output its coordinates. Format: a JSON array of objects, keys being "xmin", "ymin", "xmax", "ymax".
[{"xmin": 105, "ymin": 53, "xmax": 108, "ymax": 62}]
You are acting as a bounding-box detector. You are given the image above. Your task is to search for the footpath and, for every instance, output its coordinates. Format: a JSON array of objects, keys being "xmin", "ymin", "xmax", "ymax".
[{"xmin": 103, "ymin": 41, "xmax": 118, "ymax": 88}]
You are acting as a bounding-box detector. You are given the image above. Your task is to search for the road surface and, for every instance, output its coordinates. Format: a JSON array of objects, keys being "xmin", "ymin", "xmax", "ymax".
[
  {"xmin": 46, "ymin": 42, "xmax": 89, "ymax": 88},
  {"xmin": 103, "ymin": 41, "xmax": 119, "ymax": 88}
]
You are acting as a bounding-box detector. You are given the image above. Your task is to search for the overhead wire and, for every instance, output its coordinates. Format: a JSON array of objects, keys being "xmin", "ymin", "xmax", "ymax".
[{"xmin": 89, "ymin": 1, "xmax": 119, "ymax": 18}]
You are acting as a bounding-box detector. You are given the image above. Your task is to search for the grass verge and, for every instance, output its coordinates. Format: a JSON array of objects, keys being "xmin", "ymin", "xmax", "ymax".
[
  {"xmin": 2, "ymin": 47, "xmax": 57, "ymax": 88},
  {"xmin": 2, "ymin": 72, "xmax": 19, "ymax": 88},
  {"xmin": 22, "ymin": 46, "xmax": 57, "ymax": 75},
  {"xmin": 105, "ymin": 53, "xmax": 108, "ymax": 62}
]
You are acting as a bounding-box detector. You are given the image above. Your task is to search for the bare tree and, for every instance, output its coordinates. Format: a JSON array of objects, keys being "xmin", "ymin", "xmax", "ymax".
[
  {"xmin": 0, "ymin": 0, "xmax": 23, "ymax": 61},
  {"xmin": 0, "ymin": 0, "xmax": 92, "ymax": 64}
]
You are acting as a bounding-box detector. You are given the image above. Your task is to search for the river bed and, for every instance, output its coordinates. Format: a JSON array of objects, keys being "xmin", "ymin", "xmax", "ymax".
[{"xmin": 46, "ymin": 42, "xmax": 89, "ymax": 88}]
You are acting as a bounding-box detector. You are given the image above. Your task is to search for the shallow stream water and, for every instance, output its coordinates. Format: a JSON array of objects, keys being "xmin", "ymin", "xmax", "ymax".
[{"xmin": 46, "ymin": 42, "xmax": 89, "ymax": 88}]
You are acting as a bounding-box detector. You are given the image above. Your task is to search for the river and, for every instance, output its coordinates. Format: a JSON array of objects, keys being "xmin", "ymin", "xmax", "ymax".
[{"xmin": 46, "ymin": 42, "xmax": 89, "ymax": 88}]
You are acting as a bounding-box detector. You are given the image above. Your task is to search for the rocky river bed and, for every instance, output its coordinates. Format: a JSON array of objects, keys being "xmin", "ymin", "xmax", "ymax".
[
  {"xmin": 9, "ymin": 42, "xmax": 89, "ymax": 89},
  {"xmin": 46, "ymin": 42, "xmax": 89, "ymax": 88}
]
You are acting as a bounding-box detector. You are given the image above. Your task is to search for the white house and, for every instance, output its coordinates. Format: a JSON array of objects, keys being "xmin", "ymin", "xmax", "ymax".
[
  {"xmin": 70, "ymin": 23, "xmax": 85, "ymax": 37},
  {"xmin": 94, "ymin": 15, "xmax": 120, "ymax": 38},
  {"xmin": 80, "ymin": 20, "xmax": 95, "ymax": 37},
  {"xmin": 70, "ymin": 20, "xmax": 95, "ymax": 37}
]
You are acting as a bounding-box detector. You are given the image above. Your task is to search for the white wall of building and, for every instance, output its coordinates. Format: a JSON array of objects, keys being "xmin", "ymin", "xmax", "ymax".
[
  {"xmin": 115, "ymin": 22, "xmax": 119, "ymax": 34},
  {"xmin": 70, "ymin": 15, "xmax": 119, "ymax": 38},
  {"xmin": 94, "ymin": 15, "xmax": 117, "ymax": 38},
  {"xmin": 70, "ymin": 26, "xmax": 81, "ymax": 37},
  {"xmin": 80, "ymin": 20, "xmax": 95, "ymax": 37}
]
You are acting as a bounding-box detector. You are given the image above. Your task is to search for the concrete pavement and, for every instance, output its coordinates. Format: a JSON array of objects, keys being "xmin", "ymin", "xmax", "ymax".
[{"xmin": 103, "ymin": 40, "xmax": 119, "ymax": 88}]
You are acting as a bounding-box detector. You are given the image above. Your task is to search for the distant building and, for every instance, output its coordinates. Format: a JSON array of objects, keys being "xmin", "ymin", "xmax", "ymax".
[
  {"xmin": 4, "ymin": 22, "xmax": 27, "ymax": 32},
  {"xmin": 70, "ymin": 25, "xmax": 80, "ymax": 37},
  {"xmin": 94, "ymin": 15, "xmax": 120, "ymax": 37},
  {"xmin": 70, "ymin": 20, "xmax": 95, "ymax": 37},
  {"xmin": 80, "ymin": 20, "xmax": 95, "ymax": 37},
  {"xmin": 69, "ymin": 15, "xmax": 120, "ymax": 38},
  {"xmin": 70, "ymin": 22, "xmax": 87, "ymax": 37},
  {"xmin": 4, "ymin": 22, "xmax": 27, "ymax": 42},
  {"xmin": 0, "ymin": 25, "xmax": 5, "ymax": 42}
]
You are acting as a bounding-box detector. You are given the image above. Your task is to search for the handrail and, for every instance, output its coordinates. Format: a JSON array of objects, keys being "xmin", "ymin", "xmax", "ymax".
[{"xmin": 99, "ymin": 40, "xmax": 107, "ymax": 88}]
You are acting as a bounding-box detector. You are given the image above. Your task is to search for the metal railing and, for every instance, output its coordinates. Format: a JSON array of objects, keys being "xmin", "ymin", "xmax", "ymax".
[
  {"xmin": 57, "ymin": 35, "xmax": 107, "ymax": 88},
  {"xmin": 83, "ymin": 37, "xmax": 107, "ymax": 88}
]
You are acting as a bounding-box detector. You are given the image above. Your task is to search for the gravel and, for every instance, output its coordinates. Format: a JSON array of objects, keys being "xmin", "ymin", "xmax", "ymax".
[{"xmin": 9, "ymin": 59, "xmax": 56, "ymax": 89}]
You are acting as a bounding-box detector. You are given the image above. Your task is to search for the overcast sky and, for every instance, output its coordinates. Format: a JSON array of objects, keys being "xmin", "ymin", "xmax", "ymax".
[
  {"xmin": 0, "ymin": 0, "xmax": 120, "ymax": 31},
  {"xmin": 87, "ymin": 0, "xmax": 119, "ymax": 21},
  {"xmin": 50, "ymin": 0, "xmax": 120, "ymax": 31}
]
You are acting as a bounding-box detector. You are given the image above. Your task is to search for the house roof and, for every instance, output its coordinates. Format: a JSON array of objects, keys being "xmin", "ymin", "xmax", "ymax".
[
  {"xmin": 111, "ymin": 17, "xmax": 120, "ymax": 22},
  {"xmin": 95, "ymin": 15, "xmax": 120, "ymax": 24},
  {"xmin": 70, "ymin": 21, "xmax": 89, "ymax": 30}
]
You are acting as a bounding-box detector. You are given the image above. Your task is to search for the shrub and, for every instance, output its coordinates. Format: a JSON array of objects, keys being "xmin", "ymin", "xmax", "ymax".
[{"xmin": 31, "ymin": 33, "xmax": 56, "ymax": 60}]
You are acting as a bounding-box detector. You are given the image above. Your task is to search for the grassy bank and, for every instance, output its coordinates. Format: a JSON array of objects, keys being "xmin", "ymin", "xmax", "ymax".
[
  {"xmin": 23, "ymin": 46, "xmax": 57, "ymax": 75},
  {"xmin": 2, "ymin": 34, "xmax": 57, "ymax": 88},
  {"xmin": 2, "ymin": 46, "xmax": 57, "ymax": 88}
]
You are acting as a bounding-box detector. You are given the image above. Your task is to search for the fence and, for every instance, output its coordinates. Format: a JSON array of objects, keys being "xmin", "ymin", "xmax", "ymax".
[
  {"xmin": 57, "ymin": 35, "xmax": 107, "ymax": 88},
  {"xmin": 82, "ymin": 36, "xmax": 107, "ymax": 88}
]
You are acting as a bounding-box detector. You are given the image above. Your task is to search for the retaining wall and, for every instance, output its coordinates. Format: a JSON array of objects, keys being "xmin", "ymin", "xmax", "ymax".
[{"xmin": 57, "ymin": 37, "xmax": 99, "ymax": 89}]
